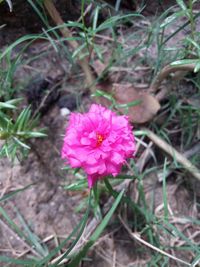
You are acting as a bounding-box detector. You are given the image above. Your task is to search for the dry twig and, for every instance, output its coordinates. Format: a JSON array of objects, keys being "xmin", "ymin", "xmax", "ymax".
[
  {"xmin": 143, "ymin": 128, "xmax": 200, "ymax": 181},
  {"xmin": 43, "ymin": 0, "xmax": 96, "ymax": 93},
  {"xmin": 118, "ymin": 215, "xmax": 191, "ymax": 266},
  {"xmin": 149, "ymin": 63, "xmax": 195, "ymax": 94}
]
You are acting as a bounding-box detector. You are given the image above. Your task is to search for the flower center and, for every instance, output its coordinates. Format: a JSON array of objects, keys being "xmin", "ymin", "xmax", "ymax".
[{"xmin": 96, "ymin": 133, "xmax": 104, "ymax": 146}]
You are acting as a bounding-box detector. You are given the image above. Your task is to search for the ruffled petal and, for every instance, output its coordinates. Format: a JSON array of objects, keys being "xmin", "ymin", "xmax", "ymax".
[{"xmin": 61, "ymin": 104, "xmax": 135, "ymax": 188}]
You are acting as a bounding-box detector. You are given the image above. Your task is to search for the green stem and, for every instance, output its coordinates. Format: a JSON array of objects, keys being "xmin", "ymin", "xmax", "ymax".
[
  {"xmin": 93, "ymin": 182, "xmax": 99, "ymax": 206},
  {"xmin": 81, "ymin": 0, "xmax": 90, "ymax": 54},
  {"xmin": 104, "ymin": 178, "xmax": 155, "ymax": 222},
  {"xmin": 52, "ymin": 191, "xmax": 92, "ymax": 266},
  {"xmin": 104, "ymin": 178, "xmax": 119, "ymax": 199},
  {"xmin": 92, "ymin": 182, "xmax": 102, "ymax": 219},
  {"xmin": 188, "ymin": 0, "xmax": 195, "ymax": 41}
]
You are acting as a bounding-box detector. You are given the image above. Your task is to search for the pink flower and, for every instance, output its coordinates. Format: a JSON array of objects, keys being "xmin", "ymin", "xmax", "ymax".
[{"xmin": 62, "ymin": 104, "xmax": 135, "ymax": 188}]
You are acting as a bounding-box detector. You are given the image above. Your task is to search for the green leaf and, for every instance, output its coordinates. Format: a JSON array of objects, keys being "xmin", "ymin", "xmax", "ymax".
[
  {"xmin": 115, "ymin": 99, "xmax": 141, "ymax": 108},
  {"xmin": 6, "ymin": 0, "xmax": 12, "ymax": 11},
  {"xmin": 0, "ymin": 102, "xmax": 16, "ymax": 110},
  {"xmin": 92, "ymin": 6, "xmax": 100, "ymax": 31},
  {"xmin": 96, "ymin": 14, "xmax": 142, "ymax": 33},
  {"xmin": 160, "ymin": 221, "xmax": 200, "ymax": 253},
  {"xmin": 160, "ymin": 10, "xmax": 186, "ymax": 28},
  {"xmin": 64, "ymin": 179, "xmax": 88, "ymax": 191},
  {"xmin": 0, "ymin": 206, "xmax": 42, "ymax": 258},
  {"xmin": 162, "ymin": 158, "xmax": 169, "ymax": 221},
  {"xmin": 0, "ymin": 183, "xmax": 35, "ymax": 203},
  {"xmin": 93, "ymin": 45, "xmax": 103, "ymax": 61},
  {"xmin": 171, "ymin": 59, "xmax": 199, "ymax": 66},
  {"xmin": 67, "ymin": 21, "xmax": 85, "ymax": 29},
  {"xmin": 42, "ymin": 28, "xmax": 59, "ymax": 53},
  {"xmin": 0, "ymin": 0, "xmax": 12, "ymax": 11},
  {"xmin": 27, "ymin": 0, "xmax": 48, "ymax": 25},
  {"xmin": 163, "ymin": 12, "xmax": 200, "ymax": 45},
  {"xmin": 191, "ymin": 253, "xmax": 200, "ymax": 266},
  {"xmin": 68, "ymin": 189, "xmax": 124, "ymax": 267},
  {"xmin": 38, "ymin": 193, "xmax": 91, "ymax": 266},
  {"xmin": 134, "ymin": 130, "xmax": 148, "ymax": 136},
  {"xmin": 194, "ymin": 61, "xmax": 200, "ymax": 73},
  {"xmin": 176, "ymin": 0, "xmax": 187, "ymax": 11},
  {"xmin": 19, "ymin": 131, "xmax": 47, "ymax": 138},
  {"xmin": 104, "ymin": 178, "xmax": 148, "ymax": 219},
  {"xmin": 14, "ymin": 108, "xmax": 29, "ymax": 132},
  {"xmin": 0, "ymin": 256, "xmax": 37, "ymax": 265},
  {"xmin": 115, "ymin": 0, "xmax": 122, "ymax": 11},
  {"xmin": 72, "ymin": 42, "xmax": 87, "ymax": 59},
  {"xmin": 14, "ymin": 206, "xmax": 49, "ymax": 257},
  {"xmin": 92, "ymin": 89, "xmax": 115, "ymax": 103},
  {"xmin": 13, "ymin": 137, "xmax": 30, "ymax": 149},
  {"xmin": 186, "ymin": 37, "xmax": 200, "ymax": 52},
  {"xmin": 0, "ymin": 34, "xmax": 43, "ymax": 60}
]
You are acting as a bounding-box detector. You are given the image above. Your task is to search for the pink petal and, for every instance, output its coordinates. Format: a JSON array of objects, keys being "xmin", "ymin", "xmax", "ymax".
[{"xmin": 61, "ymin": 104, "xmax": 135, "ymax": 188}]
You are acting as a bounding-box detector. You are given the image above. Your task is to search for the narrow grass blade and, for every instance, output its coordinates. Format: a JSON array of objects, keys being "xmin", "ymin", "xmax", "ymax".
[
  {"xmin": 115, "ymin": 0, "xmax": 122, "ymax": 11},
  {"xmin": 0, "ymin": 34, "xmax": 44, "ymax": 60},
  {"xmin": 171, "ymin": 59, "xmax": 199, "ymax": 66},
  {"xmin": 27, "ymin": 0, "xmax": 48, "ymax": 26},
  {"xmin": 159, "ymin": 222, "xmax": 200, "ymax": 254},
  {"xmin": 0, "ymin": 206, "xmax": 42, "ymax": 258},
  {"xmin": 191, "ymin": 253, "xmax": 200, "ymax": 266},
  {"xmin": 64, "ymin": 179, "xmax": 88, "ymax": 191},
  {"xmin": 0, "ymin": 101, "xmax": 17, "ymax": 109},
  {"xmin": 176, "ymin": 0, "xmax": 187, "ymax": 12},
  {"xmin": 0, "ymin": 183, "xmax": 35, "ymax": 203},
  {"xmin": 162, "ymin": 158, "xmax": 169, "ymax": 221},
  {"xmin": 68, "ymin": 189, "xmax": 124, "ymax": 267},
  {"xmin": 0, "ymin": 256, "xmax": 37, "ymax": 265},
  {"xmin": 92, "ymin": 6, "xmax": 100, "ymax": 31},
  {"xmin": 115, "ymin": 99, "xmax": 141, "ymax": 108},
  {"xmin": 160, "ymin": 10, "xmax": 186, "ymax": 28},
  {"xmin": 96, "ymin": 14, "xmax": 142, "ymax": 32},
  {"xmin": 104, "ymin": 178, "xmax": 151, "ymax": 220},
  {"xmin": 14, "ymin": 206, "xmax": 49, "ymax": 257},
  {"xmin": 38, "ymin": 193, "xmax": 91, "ymax": 266},
  {"xmin": 5, "ymin": 0, "xmax": 12, "ymax": 11},
  {"xmin": 163, "ymin": 12, "xmax": 200, "ymax": 45}
]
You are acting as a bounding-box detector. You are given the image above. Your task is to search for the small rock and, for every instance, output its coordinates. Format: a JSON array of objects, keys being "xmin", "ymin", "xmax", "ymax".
[{"xmin": 60, "ymin": 107, "xmax": 71, "ymax": 116}]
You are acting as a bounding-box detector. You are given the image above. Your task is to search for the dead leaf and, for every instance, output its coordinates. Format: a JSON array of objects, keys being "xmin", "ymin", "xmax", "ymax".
[
  {"xmin": 96, "ymin": 82, "xmax": 160, "ymax": 124},
  {"xmin": 113, "ymin": 83, "xmax": 160, "ymax": 123}
]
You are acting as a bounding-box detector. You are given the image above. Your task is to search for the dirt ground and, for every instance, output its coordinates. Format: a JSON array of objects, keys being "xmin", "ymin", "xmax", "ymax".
[{"xmin": 0, "ymin": 1, "xmax": 200, "ymax": 267}]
